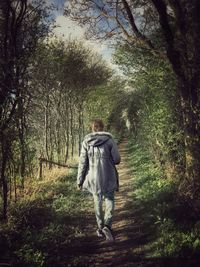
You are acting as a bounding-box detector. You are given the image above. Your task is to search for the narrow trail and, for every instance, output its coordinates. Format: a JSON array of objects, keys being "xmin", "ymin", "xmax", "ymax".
[
  {"xmin": 73, "ymin": 141, "xmax": 153, "ymax": 267},
  {"xmin": 1, "ymin": 141, "xmax": 196, "ymax": 267}
]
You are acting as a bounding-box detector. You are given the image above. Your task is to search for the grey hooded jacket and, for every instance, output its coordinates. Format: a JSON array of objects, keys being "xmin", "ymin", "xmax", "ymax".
[{"xmin": 77, "ymin": 132, "xmax": 121, "ymax": 194}]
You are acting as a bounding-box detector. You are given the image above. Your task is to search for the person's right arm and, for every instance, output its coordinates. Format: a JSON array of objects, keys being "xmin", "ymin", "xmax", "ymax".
[{"xmin": 77, "ymin": 141, "xmax": 89, "ymax": 188}]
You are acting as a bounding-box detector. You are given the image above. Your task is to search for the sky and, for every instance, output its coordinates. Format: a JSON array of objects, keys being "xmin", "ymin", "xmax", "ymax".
[{"xmin": 46, "ymin": 0, "xmax": 118, "ymax": 71}]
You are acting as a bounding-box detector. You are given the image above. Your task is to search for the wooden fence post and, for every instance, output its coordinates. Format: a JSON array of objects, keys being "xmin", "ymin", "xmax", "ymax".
[
  {"xmin": 38, "ymin": 157, "xmax": 43, "ymax": 180},
  {"xmin": 38, "ymin": 157, "xmax": 77, "ymax": 179}
]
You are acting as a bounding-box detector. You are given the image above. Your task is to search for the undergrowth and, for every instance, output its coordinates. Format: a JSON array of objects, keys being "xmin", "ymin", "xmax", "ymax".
[
  {"xmin": 128, "ymin": 140, "xmax": 200, "ymax": 264},
  {"xmin": 0, "ymin": 169, "xmax": 92, "ymax": 267}
]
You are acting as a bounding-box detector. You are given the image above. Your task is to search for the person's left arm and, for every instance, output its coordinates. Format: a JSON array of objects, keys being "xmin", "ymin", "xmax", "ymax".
[{"xmin": 110, "ymin": 139, "xmax": 121, "ymax": 165}]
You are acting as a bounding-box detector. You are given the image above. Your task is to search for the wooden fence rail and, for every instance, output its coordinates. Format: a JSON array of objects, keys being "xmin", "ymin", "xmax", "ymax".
[{"xmin": 38, "ymin": 157, "xmax": 78, "ymax": 179}]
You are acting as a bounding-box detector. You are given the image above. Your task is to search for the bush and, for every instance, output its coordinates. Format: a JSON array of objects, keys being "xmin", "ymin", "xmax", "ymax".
[
  {"xmin": 128, "ymin": 139, "xmax": 200, "ymax": 260},
  {"xmin": 0, "ymin": 169, "xmax": 93, "ymax": 267}
]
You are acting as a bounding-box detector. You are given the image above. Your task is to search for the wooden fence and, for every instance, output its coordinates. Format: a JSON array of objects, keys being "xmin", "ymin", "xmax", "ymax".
[{"xmin": 38, "ymin": 157, "xmax": 78, "ymax": 179}]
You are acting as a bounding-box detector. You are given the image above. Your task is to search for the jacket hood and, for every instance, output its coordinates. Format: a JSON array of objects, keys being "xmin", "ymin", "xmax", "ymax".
[{"xmin": 85, "ymin": 132, "xmax": 112, "ymax": 147}]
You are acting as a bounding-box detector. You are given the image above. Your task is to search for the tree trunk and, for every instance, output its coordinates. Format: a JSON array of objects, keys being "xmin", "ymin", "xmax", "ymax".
[
  {"xmin": 49, "ymin": 115, "xmax": 53, "ymax": 169},
  {"xmin": 45, "ymin": 96, "xmax": 50, "ymax": 161},
  {"xmin": 38, "ymin": 158, "xmax": 43, "ymax": 180},
  {"xmin": 14, "ymin": 174, "xmax": 17, "ymax": 203},
  {"xmin": 0, "ymin": 136, "xmax": 8, "ymax": 219},
  {"xmin": 78, "ymin": 104, "xmax": 82, "ymax": 155},
  {"xmin": 152, "ymin": 0, "xmax": 200, "ymax": 200},
  {"xmin": 70, "ymin": 99, "xmax": 74, "ymax": 158},
  {"xmin": 56, "ymin": 121, "xmax": 61, "ymax": 164},
  {"xmin": 18, "ymin": 94, "xmax": 26, "ymax": 189},
  {"xmin": 65, "ymin": 108, "xmax": 70, "ymax": 163},
  {"xmin": 81, "ymin": 108, "xmax": 85, "ymax": 137}
]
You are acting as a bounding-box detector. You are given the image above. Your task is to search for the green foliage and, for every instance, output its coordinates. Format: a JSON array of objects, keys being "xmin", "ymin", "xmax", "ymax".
[
  {"xmin": 0, "ymin": 0, "xmax": 54, "ymax": 218},
  {"xmin": 29, "ymin": 38, "xmax": 112, "ymax": 161},
  {"xmin": 15, "ymin": 245, "xmax": 46, "ymax": 267},
  {"xmin": 0, "ymin": 170, "xmax": 93, "ymax": 266},
  {"xmin": 0, "ymin": 35, "xmax": 121, "ymax": 218},
  {"xmin": 155, "ymin": 219, "xmax": 200, "ymax": 257},
  {"xmin": 114, "ymin": 43, "xmax": 184, "ymax": 180},
  {"xmin": 128, "ymin": 141, "xmax": 175, "ymax": 207},
  {"xmin": 85, "ymin": 78, "xmax": 127, "ymax": 139},
  {"xmin": 128, "ymin": 140, "xmax": 200, "ymax": 260}
]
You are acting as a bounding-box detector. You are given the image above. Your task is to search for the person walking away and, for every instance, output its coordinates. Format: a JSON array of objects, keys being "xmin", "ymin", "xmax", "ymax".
[{"xmin": 77, "ymin": 119, "xmax": 120, "ymax": 242}]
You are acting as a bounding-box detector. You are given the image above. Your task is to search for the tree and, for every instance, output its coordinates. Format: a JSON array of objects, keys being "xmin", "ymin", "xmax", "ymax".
[
  {"xmin": 65, "ymin": 0, "xmax": 200, "ymax": 200},
  {"xmin": 28, "ymin": 38, "xmax": 111, "ymax": 166},
  {"xmin": 114, "ymin": 43, "xmax": 186, "ymax": 179},
  {"xmin": 0, "ymin": 0, "xmax": 50, "ymax": 219}
]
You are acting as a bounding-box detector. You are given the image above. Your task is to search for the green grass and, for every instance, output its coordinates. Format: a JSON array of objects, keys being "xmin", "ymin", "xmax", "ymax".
[
  {"xmin": 0, "ymin": 170, "xmax": 93, "ymax": 267},
  {"xmin": 1, "ymin": 141, "xmax": 200, "ymax": 267},
  {"xmin": 127, "ymin": 140, "xmax": 200, "ymax": 264}
]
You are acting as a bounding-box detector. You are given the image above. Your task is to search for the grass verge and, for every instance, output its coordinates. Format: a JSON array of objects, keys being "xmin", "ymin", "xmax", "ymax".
[
  {"xmin": 127, "ymin": 140, "xmax": 200, "ymax": 266},
  {"xmin": 0, "ymin": 169, "xmax": 93, "ymax": 267}
]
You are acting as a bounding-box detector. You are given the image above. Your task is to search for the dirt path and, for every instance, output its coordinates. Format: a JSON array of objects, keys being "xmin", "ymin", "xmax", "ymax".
[
  {"xmin": 72, "ymin": 141, "xmax": 153, "ymax": 267},
  {"xmin": 1, "ymin": 141, "xmax": 195, "ymax": 267}
]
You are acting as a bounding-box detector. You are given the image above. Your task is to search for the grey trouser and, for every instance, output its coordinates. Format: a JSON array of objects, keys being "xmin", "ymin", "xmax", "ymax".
[{"xmin": 93, "ymin": 191, "xmax": 115, "ymax": 229}]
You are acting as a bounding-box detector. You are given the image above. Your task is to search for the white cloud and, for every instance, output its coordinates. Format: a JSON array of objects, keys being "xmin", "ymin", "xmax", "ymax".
[
  {"xmin": 53, "ymin": 16, "xmax": 109, "ymax": 56},
  {"xmin": 53, "ymin": 16, "xmax": 85, "ymax": 39},
  {"xmin": 53, "ymin": 15, "xmax": 121, "ymax": 73}
]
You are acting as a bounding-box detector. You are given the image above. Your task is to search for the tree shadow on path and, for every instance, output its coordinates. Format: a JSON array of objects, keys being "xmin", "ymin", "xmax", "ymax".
[
  {"xmin": 8, "ymin": 142, "xmax": 197, "ymax": 267},
  {"xmin": 68, "ymin": 142, "xmax": 200, "ymax": 267}
]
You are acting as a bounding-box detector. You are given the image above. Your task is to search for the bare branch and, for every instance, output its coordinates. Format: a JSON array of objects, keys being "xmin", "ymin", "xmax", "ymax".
[
  {"xmin": 121, "ymin": 0, "xmax": 158, "ymax": 53},
  {"xmin": 65, "ymin": 0, "xmax": 166, "ymax": 58},
  {"xmin": 151, "ymin": 0, "xmax": 185, "ymax": 78}
]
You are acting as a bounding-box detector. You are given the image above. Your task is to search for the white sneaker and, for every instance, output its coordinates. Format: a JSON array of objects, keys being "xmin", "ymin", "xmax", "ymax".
[
  {"xmin": 96, "ymin": 228, "xmax": 104, "ymax": 238},
  {"xmin": 102, "ymin": 226, "xmax": 114, "ymax": 242}
]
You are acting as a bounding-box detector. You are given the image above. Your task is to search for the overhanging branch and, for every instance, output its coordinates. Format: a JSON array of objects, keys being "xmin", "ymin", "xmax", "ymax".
[
  {"xmin": 151, "ymin": 0, "xmax": 185, "ymax": 79},
  {"xmin": 121, "ymin": 0, "xmax": 166, "ymax": 58}
]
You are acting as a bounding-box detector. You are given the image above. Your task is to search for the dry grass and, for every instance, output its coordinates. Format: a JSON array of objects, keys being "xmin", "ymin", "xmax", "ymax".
[{"xmin": 16, "ymin": 156, "xmax": 79, "ymax": 203}]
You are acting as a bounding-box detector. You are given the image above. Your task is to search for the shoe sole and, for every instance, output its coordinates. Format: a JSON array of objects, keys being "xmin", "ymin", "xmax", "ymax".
[
  {"xmin": 102, "ymin": 228, "xmax": 114, "ymax": 242},
  {"xmin": 96, "ymin": 230, "xmax": 104, "ymax": 238},
  {"xmin": 97, "ymin": 233, "xmax": 104, "ymax": 238}
]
